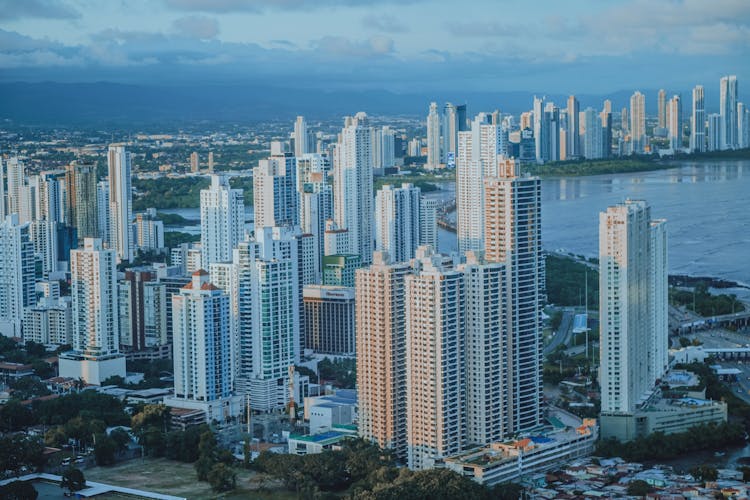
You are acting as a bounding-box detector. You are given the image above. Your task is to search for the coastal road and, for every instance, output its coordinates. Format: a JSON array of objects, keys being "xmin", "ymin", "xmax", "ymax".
[{"xmin": 544, "ymin": 309, "xmax": 576, "ymax": 356}]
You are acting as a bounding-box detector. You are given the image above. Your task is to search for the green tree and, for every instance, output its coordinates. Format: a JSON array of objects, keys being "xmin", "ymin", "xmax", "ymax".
[
  {"xmin": 0, "ymin": 480, "xmax": 38, "ymax": 500},
  {"xmin": 207, "ymin": 463, "xmax": 237, "ymax": 492},
  {"xmin": 60, "ymin": 468, "xmax": 86, "ymax": 493},
  {"xmin": 0, "ymin": 399, "xmax": 35, "ymax": 431},
  {"xmin": 626, "ymin": 479, "xmax": 653, "ymax": 497},
  {"xmin": 94, "ymin": 434, "xmax": 117, "ymax": 465},
  {"xmin": 690, "ymin": 464, "xmax": 718, "ymax": 482},
  {"xmin": 109, "ymin": 428, "xmax": 131, "ymax": 451}
]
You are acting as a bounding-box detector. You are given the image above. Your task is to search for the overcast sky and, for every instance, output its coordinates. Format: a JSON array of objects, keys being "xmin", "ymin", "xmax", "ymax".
[{"xmin": 1, "ymin": 0, "xmax": 748, "ymax": 95}]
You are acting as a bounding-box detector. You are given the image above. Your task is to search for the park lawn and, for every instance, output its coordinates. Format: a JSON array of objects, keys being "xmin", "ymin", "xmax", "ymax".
[{"xmin": 84, "ymin": 457, "xmax": 295, "ymax": 500}]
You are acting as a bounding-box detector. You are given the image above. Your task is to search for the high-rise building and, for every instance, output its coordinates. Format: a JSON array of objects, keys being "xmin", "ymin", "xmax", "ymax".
[
  {"xmin": 119, "ymin": 268, "xmax": 159, "ymax": 351},
  {"xmin": 691, "ymin": 85, "xmax": 706, "ymax": 153},
  {"xmin": 406, "ymin": 248, "xmax": 465, "ymax": 470},
  {"xmin": 356, "ymin": 252, "xmax": 411, "ymax": 461},
  {"xmin": 233, "ymin": 227, "xmax": 301, "ymax": 410},
  {"xmin": 97, "ymin": 180, "xmax": 110, "ymax": 247},
  {"xmin": 65, "ymin": 162, "xmax": 98, "ymax": 241},
  {"xmin": 582, "ymin": 107, "xmax": 604, "ymax": 159},
  {"xmin": 667, "ymin": 95, "xmax": 682, "ymax": 150},
  {"xmin": 323, "ymin": 220, "xmax": 349, "ymax": 256},
  {"xmin": 299, "ymin": 175, "xmax": 333, "ymax": 284},
  {"xmin": 630, "ymin": 92, "xmax": 646, "ymax": 154},
  {"xmin": 707, "ymin": 113, "xmax": 721, "ymax": 151},
  {"xmin": 426, "ymin": 102, "xmax": 441, "ymax": 169},
  {"xmin": 419, "ymin": 197, "xmax": 437, "ymax": 250},
  {"xmin": 720, "ymin": 75, "xmax": 738, "ymax": 149},
  {"xmin": 143, "ymin": 281, "xmax": 168, "ymax": 347},
  {"xmin": 5, "ymin": 156, "xmax": 25, "ymax": 220},
  {"xmin": 169, "ymin": 270, "xmax": 238, "ymax": 422},
  {"xmin": 323, "ymin": 254, "xmax": 361, "ymax": 287},
  {"xmin": 333, "ymin": 112, "xmax": 373, "ymax": 264},
  {"xmin": 601, "ymin": 101, "xmax": 613, "ymax": 158},
  {"xmin": 0, "ymin": 214, "xmax": 35, "ymax": 337},
  {"xmin": 253, "ymin": 152, "xmax": 298, "ymax": 229},
  {"xmin": 23, "ymin": 296, "xmax": 72, "ymax": 346},
  {"xmin": 134, "ymin": 209, "xmax": 164, "ymax": 252},
  {"xmin": 190, "ymin": 151, "xmax": 199, "ymax": 173},
  {"xmin": 303, "ymin": 285, "xmax": 355, "ymax": 355},
  {"xmin": 599, "ymin": 201, "xmax": 668, "ymax": 436},
  {"xmin": 375, "ymin": 183, "xmax": 422, "ymax": 263},
  {"xmin": 483, "ymin": 159, "xmax": 543, "ymax": 432},
  {"xmin": 59, "ymin": 238, "xmax": 125, "ymax": 384},
  {"xmin": 657, "ymin": 89, "xmax": 667, "ymax": 129},
  {"xmin": 620, "ymin": 107, "xmax": 629, "ymax": 134},
  {"xmin": 294, "ymin": 116, "xmax": 309, "ymax": 157},
  {"xmin": 738, "ymin": 102, "xmax": 750, "ymax": 149},
  {"xmin": 200, "ymin": 174, "xmax": 244, "ymax": 268},
  {"xmin": 567, "ymin": 95, "xmax": 580, "ymax": 159},
  {"xmin": 442, "ymin": 103, "xmax": 459, "ymax": 167},
  {"xmin": 108, "ymin": 145, "xmax": 134, "ymax": 262},
  {"xmin": 460, "ymin": 251, "xmax": 508, "ymax": 445},
  {"xmin": 208, "ymin": 151, "xmax": 215, "ymax": 173},
  {"xmin": 456, "ymin": 114, "xmax": 501, "ymax": 252}
]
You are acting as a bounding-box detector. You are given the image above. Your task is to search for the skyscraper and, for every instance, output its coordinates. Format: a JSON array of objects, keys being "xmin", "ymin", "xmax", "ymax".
[
  {"xmin": 483, "ymin": 158, "xmax": 543, "ymax": 432},
  {"xmin": 738, "ymin": 102, "xmax": 750, "ymax": 148},
  {"xmin": 601, "ymin": 100, "xmax": 613, "ymax": 158},
  {"xmin": 107, "ymin": 145, "xmax": 133, "ymax": 262},
  {"xmin": 657, "ymin": 89, "xmax": 667, "ymax": 129},
  {"xmin": 599, "ymin": 201, "xmax": 668, "ymax": 437},
  {"xmin": 171, "ymin": 270, "xmax": 234, "ymax": 419},
  {"xmin": 190, "ymin": 151, "xmax": 199, "ymax": 173},
  {"xmin": 567, "ymin": 95, "xmax": 581, "ymax": 159},
  {"xmin": 0, "ymin": 214, "xmax": 35, "ymax": 337},
  {"xmin": 356, "ymin": 252, "xmax": 411, "ymax": 461},
  {"xmin": 253, "ymin": 152, "xmax": 298, "ymax": 229},
  {"xmin": 691, "ymin": 85, "xmax": 706, "ymax": 153},
  {"xmin": 707, "ymin": 113, "xmax": 722, "ymax": 151},
  {"xmin": 720, "ymin": 75, "xmax": 738, "ymax": 150},
  {"xmin": 59, "ymin": 238, "xmax": 125, "ymax": 384},
  {"xmin": 299, "ymin": 175, "xmax": 333, "ymax": 284},
  {"xmin": 294, "ymin": 116, "xmax": 309, "ymax": 157},
  {"xmin": 65, "ymin": 162, "xmax": 98, "ymax": 241},
  {"xmin": 460, "ymin": 251, "xmax": 508, "ymax": 445},
  {"xmin": 456, "ymin": 114, "xmax": 501, "ymax": 252},
  {"xmin": 97, "ymin": 180, "xmax": 110, "ymax": 247},
  {"xmin": 200, "ymin": 174, "xmax": 244, "ymax": 268},
  {"xmin": 406, "ymin": 248, "xmax": 465, "ymax": 470},
  {"xmin": 442, "ymin": 103, "xmax": 459, "ymax": 167},
  {"xmin": 629, "ymin": 92, "xmax": 646, "ymax": 154},
  {"xmin": 426, "ymin": 102, "xmax": 441, "ymax": 169},
  {"xmin": 375, "ymin": 183, "xmax": 422, "ymax": 263},
  {"xmin": 582, "ymin": 107, "xmax": 604, "ymax": 159},
  {"xmin": 667, "ymin": 95, "xmax": 682, "ymax": 150},
  {"xmin": 303, "ymin": 285, "xmax": 356, "ymax": 355},
  {"xmin": 333, "ymin": 112, "xmax": 373, "ymax": 264},
  {"xmin": 5, "ymin": 156, "xmax": 24, "ymax": 220},
  {"xmin": 533, "ymin": 96, "xmax": 546, "ymax": 163}
]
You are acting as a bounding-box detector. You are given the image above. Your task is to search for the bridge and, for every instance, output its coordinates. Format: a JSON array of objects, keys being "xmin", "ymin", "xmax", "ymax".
[{"xmin": 674, "ymin": 311, "xmax": 750, "ymax": 335}]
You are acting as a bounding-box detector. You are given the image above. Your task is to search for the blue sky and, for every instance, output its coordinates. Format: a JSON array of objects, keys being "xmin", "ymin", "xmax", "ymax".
[{"xmin": 1, "ymin": 0, "xmax": 748, "ymax": 94}]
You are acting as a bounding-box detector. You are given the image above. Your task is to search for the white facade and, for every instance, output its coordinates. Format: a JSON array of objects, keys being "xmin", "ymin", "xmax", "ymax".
[
  {"xmin": 419, "ymin": 198, "xmax": 437, "ymax": 250},
  {"xmin": 406, "ymin": 249, "xmax": 465, "ymax": 470},
  {"xmin": 172, "ymin": 271, "xmax": 233, "ymax": 402},
  {"xmin": 720, "ymin": 75, "xmax": 738, "ymax": 150},
  {"xmin": 0, "ymin": 214, "xmax": 36, "ymax": 337},
  {"xmin": 5, "ymin": 157, "xmax": 25, "ymax": 221},
  {"xmin": 460, "ymin": 253, "xmax": 508, "ymax": 445},
  {"xmin": 708, "ymin": 113, "xmax": 722, "ymax": 151},
  {"xmin": 134, "ymin": 209, "xmax": 165, "ymax": 251},
  {"xmin": 375, "ymin": 183, "xmax": 421, "ymax": 263},
  {"xmin": 426, "ymin": 102, "xmax": 441, "ymax": 168},
  {"xmin": 630, "ymin": 91, "xmax": 646, "ymax": 154},
  {"xmin": 667, "ymin": 95, "xmax": 682, "ymax": 150},
  {"xmin": 324, "ymin": 220, "xmax": 349, "ymax": 257},
  {"xmin": 582, "ymin": 107, "xmax": 604, "ymax": 159},
  {"xmin": 23, "ymin": 297, "xmax": 72, "ymax": 346},
  {"xmin": 691, "ymin": 85, "xmax": 706, "ymax": 152},
  {"xmin": 97, "ymin": 180, "xmax": 110, "ymax": 247},
  {"xmin": 333, "ymin": 112, "xmax": 373, "ymax": 264},
  {"xmin": 294, "ymin": 116, "xmax": 309, "ymax": 157},
  {"xmin": 599, "ymin": 200, "xmax": 668, "ymax": 416},
  {"xmin": 253, "ymin": 154, "xmax": 298, "ymax": 229},
  {"xmin": 200, "ymin": 174, "xmax": 244, "ymax": 268},
  {"xmin": 299, "ymin": 181, "xmax": 332, "ymax": 284},
  {"xmin": 107, "ymin": 145, "xmax": 134, "ymax": 262},
  {"xmin": 456, "ymin": 114, "xmax": 501, "ymax": 253}
]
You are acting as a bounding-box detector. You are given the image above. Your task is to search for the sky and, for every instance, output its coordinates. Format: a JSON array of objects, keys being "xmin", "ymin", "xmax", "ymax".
[{"xmin": 1, "ymin": 0, "xmax": 749, "ymax": 95}]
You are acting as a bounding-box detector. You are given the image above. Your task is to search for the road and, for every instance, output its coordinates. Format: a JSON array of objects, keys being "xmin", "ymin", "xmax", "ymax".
[{"xmin": 544, "ymin": 309, "xmax": 576, "ymax": 356}]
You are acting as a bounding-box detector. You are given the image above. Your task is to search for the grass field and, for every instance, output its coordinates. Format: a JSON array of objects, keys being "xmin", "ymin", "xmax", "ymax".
[{"xmin": 85, "ymin": 457, "xmax": 295, "ymax": 500}]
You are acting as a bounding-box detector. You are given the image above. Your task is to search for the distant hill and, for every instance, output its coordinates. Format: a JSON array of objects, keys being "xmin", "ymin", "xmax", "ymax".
[{"xmin": 0, "ymin": 81, "xmax": 724, "ymax": 127}]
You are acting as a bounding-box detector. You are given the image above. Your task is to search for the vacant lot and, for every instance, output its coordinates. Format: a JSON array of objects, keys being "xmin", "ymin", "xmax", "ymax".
[{"xmin": 85, "ymin": 457, "xmax": 294, "ymax": 500}]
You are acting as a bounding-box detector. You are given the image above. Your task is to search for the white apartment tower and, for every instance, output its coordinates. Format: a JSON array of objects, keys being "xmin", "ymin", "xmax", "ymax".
[
  {"xmin": 107, "ymin": 145, "xmax": 133, "ymax": 262},
  {"xmin": 172, "ymin": 270, "xmax": 233, "ymax": 403},
  {"xmin": 483, "ymin": 158, "xmax": 544, "ymax": 433},
  {"xmin": 667, "ymin": 95, "xmax": 682, "ymax": 150},
  {"xmin": 567, "ymin": 95, "xmax": 581, "ymax": 159},
  {"xmin": 691, "ymin": 85, "xmax": 706, "ymax": 153},
  {"xmin": 406, "ymin": 248, "xmax": 466, "ymax": 470},
  {"xmin": 599, "ymin": 200, "xmax": 668, "ymax": 417},
  {"xmin": 720, "ymin": 75, "xmax": 738, "ymax": 150},
  {"xmin": 630, "ymin": 92, "xmax": 646, "ymax": 154},
  {"xmin": 0, "ymin": 214, "xmax": 35, "ymax": 337},
  {"xmin": 200, "ymin": 174, "xmax": 244, "ymax": 268},
  {"xmin": 333, "ymin": 112, "xmax": 373, "ymax": 264},
  {"xmin": 356, "ymin": 252, "xmax": 412, "ymax": 461},
  {"xmin": 294, "ymin": 116, "xmax": 309, "ymax": 157},
  {"xmin": 456, "ymin": 114, "xmax": 501, "ymax": 252},
  {"xmin": 375, "ymin": 183, "xmax": 422, "ymax": 263},
  {"xmin": 426, "ymin": 102, "xmax": 441, "ymax": 169},
  {"xmin": 582, "ymin": 107, "xmax": 604, "ymax": 159},
  {"xmin": 253, "ymin": 153, "xmax": 298, "ymax": 229}
]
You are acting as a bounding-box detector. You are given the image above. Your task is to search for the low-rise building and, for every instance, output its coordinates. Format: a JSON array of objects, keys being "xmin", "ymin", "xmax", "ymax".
[{"xmin": 287, "ymin": 425, "xmax": 358, "ymax": 455}]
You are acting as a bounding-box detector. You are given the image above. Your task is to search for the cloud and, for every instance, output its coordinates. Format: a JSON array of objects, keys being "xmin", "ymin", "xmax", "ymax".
[
  {"xmin": 173, "ymin": 16, "xmax": 220, "ymax": 39},
  {"xmin": 0, "ymin": 0, "xmax": 79, "ymax": 20},
  {"xmin": 312, "ymin": 35, "xmax": 395, "ymax": 57},
  {"xmin": 362, "ymin": 13, "xmax": 408, "ymax": 33},
  {"xmin": 164, "ymin": 0, "xmax": 419, "ymax": 13},
  {"xmin": 446, "ymin": 21, "xmax": 521, "ymax": 38}
]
